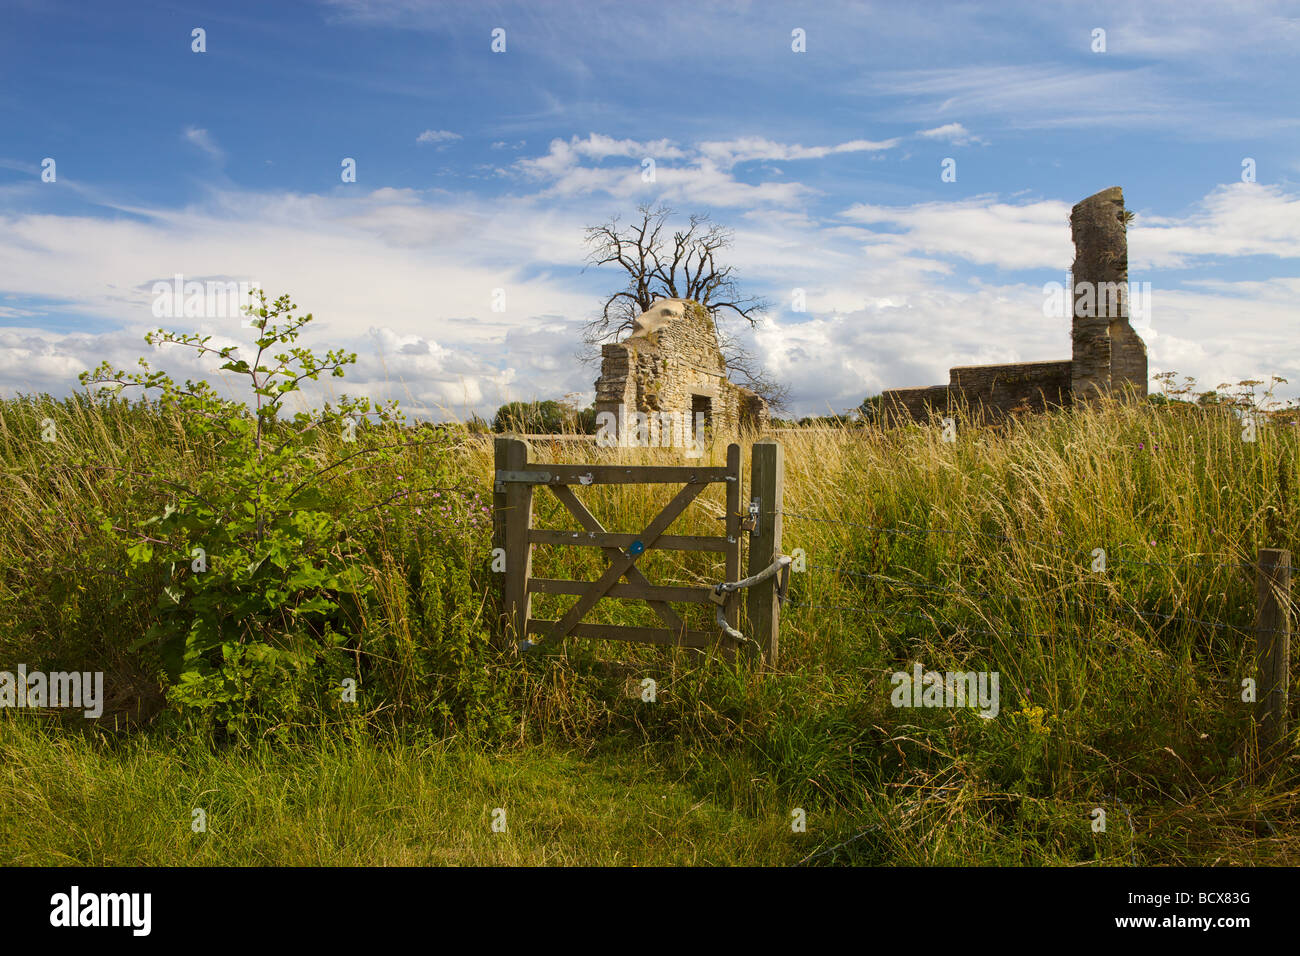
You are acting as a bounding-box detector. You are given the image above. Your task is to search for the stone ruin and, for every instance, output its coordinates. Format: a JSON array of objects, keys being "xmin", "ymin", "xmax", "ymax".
[
  {"xmin": 593, "ymin": 298, "xmax": 770, "ymax": 444},
  {"xmin": 880, "ymin": 186, "xmax": 1148, "ymax": 423}
]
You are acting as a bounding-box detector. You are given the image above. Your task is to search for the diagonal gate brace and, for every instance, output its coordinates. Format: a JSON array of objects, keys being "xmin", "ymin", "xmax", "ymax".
[
  {"xmin": 549, "ymin": 484, "xmax": 686, "ymax": 634},
  {"xmin": 547, "ymin": 481, "xmax": 706, "ymax": 642}
]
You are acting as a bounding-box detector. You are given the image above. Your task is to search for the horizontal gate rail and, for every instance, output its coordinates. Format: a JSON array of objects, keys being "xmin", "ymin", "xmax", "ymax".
[
  {"xmin": 495, "ymin": 464, "xmax": 734, "ymax": 486},
  {"xmin": 528, "ymin": 578, "xmax": 714, "ymax": 604},
  {"xmin": 526, "ymin": 620, "xmax": 721, "ymax": 649},
  {"xmin": 528, "ymin": 530, "xmax": 730, "ymax": 552}
]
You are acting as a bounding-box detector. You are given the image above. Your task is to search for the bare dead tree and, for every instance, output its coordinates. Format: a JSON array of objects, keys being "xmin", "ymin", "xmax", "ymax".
[
  {"xmin": 580, "ymin": 204, "xmax": 786, "ymax": 409},
  {"xmin": 581, "ymin": 204, "xmax": 668, "ymax": 343}
]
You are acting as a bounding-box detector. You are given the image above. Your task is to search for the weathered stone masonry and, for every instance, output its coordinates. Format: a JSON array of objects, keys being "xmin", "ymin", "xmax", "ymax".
[
  {"xmin": 881, "ymin": 186, "xmax": 1148, "ymax": 423},
  {"xmin": 594, "ymin": 298, "xmax": 769, "ymax": 443}
]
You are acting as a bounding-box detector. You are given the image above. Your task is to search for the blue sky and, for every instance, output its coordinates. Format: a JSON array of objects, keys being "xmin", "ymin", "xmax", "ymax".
[{"xmin": 2, "ymin": 0, "xmax": 1298, "ymax": 417}]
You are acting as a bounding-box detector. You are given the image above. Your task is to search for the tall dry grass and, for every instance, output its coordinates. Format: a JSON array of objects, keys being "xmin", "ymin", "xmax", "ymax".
[{"xmin": 1, "ymin": 391, "xmax": 1297, "ymax": 864}]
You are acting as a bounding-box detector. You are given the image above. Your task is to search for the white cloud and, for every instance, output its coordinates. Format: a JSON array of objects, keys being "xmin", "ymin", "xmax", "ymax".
[
  {"xmin": 745, "ymin": 185, "xmax": 1300, "ymax": 410},
  {"xmin": 870, "ymin": 64, "xmax": 1191, "ymax": 131},
  {"xmin": 915, "ymin": 123, "xmax": 985, "ymax": 146},
  {"xmin": 696, "ymin": 136, "xmax": 900, "ymax": 168},
  {"xmin": 1, "ymin": 151, "xmax": 1298, "ymax": 416},
  {"xmin": 513, "ymin": 133, "xmax": 850, "ymax": 206},
  {"xmin": 868, "ymin": 61, "xmax": 1298, "ymax": 137},
  {"xmin": 570, "ymin": 133, "xmax": 686, "ymax": 161},
  {"xmin": 416, "ymin": 129, "xmax": 462, "ymax": 145},
  {"xmin": 837, "ymin": 185, "xmax": 1300, "ymax": 274},
  {"xmin": 0, "ymin": 188, "xmax": 600, "ymax": 416},
  {"xmin": 749, "ymin": 280, "xmax": 1076, "ymax": 414},
  {"xmin": 1094, "ymin": 5, "xmax": 1300, "ymax": 59},
  {"xmin": 1128, "ymin": 183, "xmax": 1300, "ymax": 269},
  {"xmin": 183, "ymin": 126, "xmax": 223, "ymax": 159},
  {"xmin": 515, "ymin": 134, "xmax": 686, "ymax": 181},
  {"xmin": 841, "ymin": 195, "xmax": 1073, "ymax": 271},
  {"xmin": 747, "ymin": 272, "xmax": 1298, "ymax": 416}
]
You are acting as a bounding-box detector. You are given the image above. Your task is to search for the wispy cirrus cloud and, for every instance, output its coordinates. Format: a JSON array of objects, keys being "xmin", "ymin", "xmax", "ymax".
[
  {"xmin": 1092, "ymin": 4, "xmax": 1300, "ymax": 59},
  {"xmin": 867, "ymin": 65, "xmax": 1182, "ymax": 130},
  {"xmin": 696, "ymin": 136, "xmax": 900, "ymax": 168},
  {"xmin": 183, "ymin": 126, "xmax": 223, "ymax": 160},
  {"xmin": 915, "ymin": 123, "xmax": 985, "ymax": 146},
  {"xmin": 867, "ymin": 62, "xmax": 1299, "ymax": 137},
  {"xmin": 511, "ymin": 133, "xmax": 894, "ymax": 205},
  {"xmin": 416, "ymin": 129, "xmax": 462, "ymax": 145}
]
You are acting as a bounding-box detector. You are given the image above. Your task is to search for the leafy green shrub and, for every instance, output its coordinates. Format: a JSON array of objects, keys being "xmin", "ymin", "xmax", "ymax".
[{"xmin": 79, "ymin": 293, "xmax": 408, "ymax": 735}]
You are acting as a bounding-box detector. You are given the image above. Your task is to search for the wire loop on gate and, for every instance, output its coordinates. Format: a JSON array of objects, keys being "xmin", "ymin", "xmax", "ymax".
[
  {"xmin": 713, "ymin": 554, "xmax": 793, "ymax": 595},
  {"xmin": 710, "ymin": 555, "xmax": 792, "ymax": 643},
  {"xmin": 521, "ymin": 556, "xmax": 795, "ymax": 653}
]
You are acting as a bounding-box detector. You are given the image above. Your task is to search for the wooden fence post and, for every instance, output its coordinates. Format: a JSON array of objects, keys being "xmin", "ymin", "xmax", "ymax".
[
  {"xmin": 494, "ymin": 437, "xmax": 533, "ymax": 646},
  {"xmin": 747, "ymin": 440, "xmax": 783, "ymax": 666},
  {"xmin": 492, "ymin": 436, "xmax": 509, "ymax": 557},
  {"xmin": 724, "ymin": 443, "xmax": 742, "ymax": 654},
  {"xmin": 492, "ymin": 437, "xmax": 507, "ymax": 647},
  {"xmin": 1255, "ymin": 548, "xmax": 1291, "ymax": 754}
]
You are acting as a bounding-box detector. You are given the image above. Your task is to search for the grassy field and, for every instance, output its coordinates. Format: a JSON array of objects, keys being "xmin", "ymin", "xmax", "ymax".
[
  {"xmin": 0, "ymin": 719, "xmax": 795, "ymax": 865},
  {"xmin": 2, "ymin": 390, "xmax": 1297, "ymax": 865}
]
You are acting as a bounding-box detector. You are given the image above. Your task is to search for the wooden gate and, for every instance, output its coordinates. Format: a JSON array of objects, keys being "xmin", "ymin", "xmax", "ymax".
[{"xmin": 492, "ymin": 438, "xmax": 784, "ymax": 658}]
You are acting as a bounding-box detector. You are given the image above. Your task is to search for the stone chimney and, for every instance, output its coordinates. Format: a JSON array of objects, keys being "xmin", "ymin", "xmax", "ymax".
[{"xmin": 1070, "ymin": 186, "xmax": 1147, "ymax": 402}]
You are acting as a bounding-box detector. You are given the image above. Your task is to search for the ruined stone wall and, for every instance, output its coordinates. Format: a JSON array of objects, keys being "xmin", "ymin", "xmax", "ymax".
[
  {"xmin": 880, "ymin": 360, "xmax": 1072, "ymax": 424},
  {"xmin": 879, "ymin": 385, "xmax": 955, "ymax": 424},
  {"xmin": 594, "ymin": 299, "xmax": 767, "ymax": 442},
  {"xmin": 1070, "ymin": 186, "xmax": 1147, "ymax": 400},
  {"xmin": 738, "ymin": 388, "xmax": 771, "ymax": 431},
  {"xmin": 880, "ymin": 186, "xmax": 1148, "ymax": 425},
  {"xmin": 949, "ymin": 360, "xmax": 1073, "ymax": 417},
  {"xmin": 594, "ymin": 343, "xmax": 638, "ymax": 413},
  {"xmin": 1109, "ymin": 320, "xmax": 1148, "ymax": 397}
]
